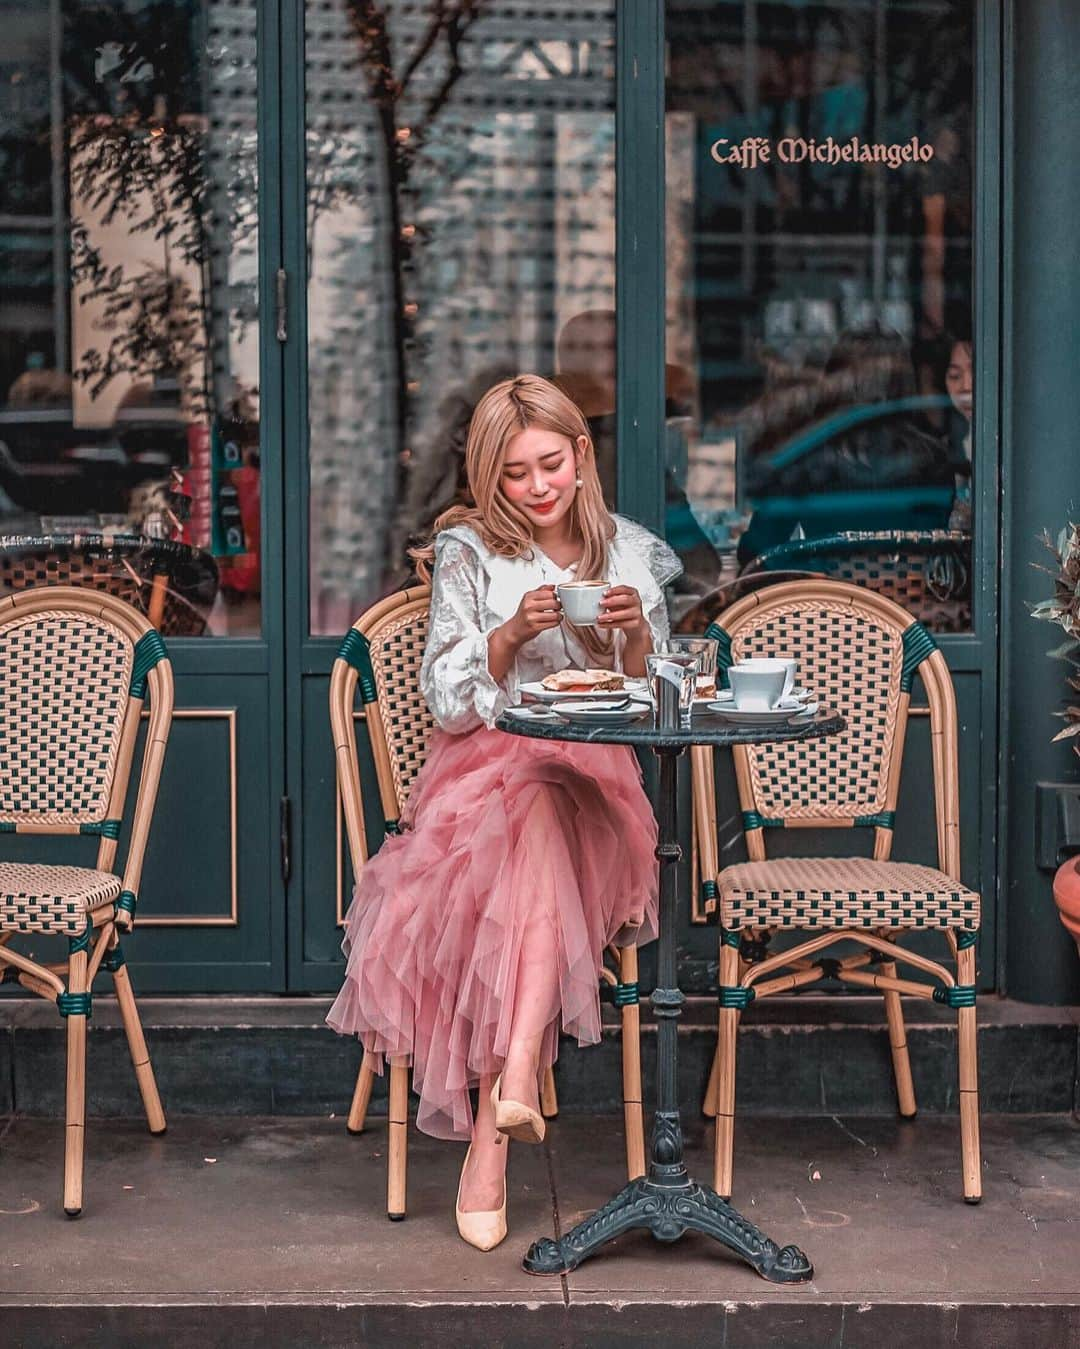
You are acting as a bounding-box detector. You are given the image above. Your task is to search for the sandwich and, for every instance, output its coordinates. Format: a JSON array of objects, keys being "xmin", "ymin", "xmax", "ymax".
[{"xmin": 541, "ymin": 668, "xmax": 625, "ymax": 694}]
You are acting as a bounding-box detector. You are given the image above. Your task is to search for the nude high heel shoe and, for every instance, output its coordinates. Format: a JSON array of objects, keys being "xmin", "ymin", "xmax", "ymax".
[
  {"xmin": 455, "ymin": 1144, "xmax": 507, "ymax": 1252},
  {"xmin": 491, "ymin": 1073, "xmax": 546, "ymax": 1145}
]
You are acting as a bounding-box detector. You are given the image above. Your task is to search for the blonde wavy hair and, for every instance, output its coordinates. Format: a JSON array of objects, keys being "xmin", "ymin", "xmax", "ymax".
[
  {"xmin": 410, "ymin": 373, "xmax": 617, "ymax": 657},
  {"xmin": 412, "ymin": 374, "xmax": 615, "ymax": 574}
]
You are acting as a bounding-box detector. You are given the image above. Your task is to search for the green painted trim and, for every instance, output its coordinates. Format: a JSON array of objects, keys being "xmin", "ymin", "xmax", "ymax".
[
  {"xmin": 613, "ymin": 981, "xmax": 639, "ymax": 1007},
  {"xmin": 956, "ymin": 929, "xmax": 980, "ymax": 949},
  {"xmin": 743, "ymin": 810, "xmax": 783, "ymax": 831},
  {"xmin": 384, "ymin": 820, "xmax": 401, "ymax": 836},
  {"xmin": 718, "ymin": 985, "xmax": 755, "ymax": 1010},
  {"xmin": 103, "ymin": 945, "xmax": 126, "ymax": 973},
  {"xmin": 130, "ymin": 630, "xmax": 169, "ymax": 700},
  {"xmin": 933, "ymin": 984, "xmax": 977, "ymax": 1009},
  {"xmin": 57, "ymin": 991, "xmax": 92, "ymax": 1018},
  {"xmin": 701, "ymin": 879, "xmax": 719, "ymax": 906},
  {"xmin": 338, "ymin": 629, "xmax": 377, "ymax": 703},
  {"xmin": 707, "ymin": 625, "xmax": 733, "ymax": 689},
  {"xmin": 115, "ymin": 890, "xmax": 137, "ymax": 918},
  {"xmin": 977, "ymin": 0, "xmax": 1005, "ymax": 993},
  {"xmin": 854, "ymin": 811, "xmax": 896, "ymax": 829},
  {"xmin": 719, "ymin": 927, "xmax": 741, "ymax": 949},
  {"xmin": 900, "ymin": 622, "xmax": 938, "ymax": 693},
  {"xmin": 68, "ymin": 918, "xmax": 93, "ymax": 955},
  {"xmin": 80, "ymin": 819, "xmax": 122, "ymax": 840},
  {"xmin": 0, "ymin": 823, "xmax": 14, "ymax": 833},
  {"xmin": 616, "ymin": 0, "xmax": 665, "ymax": 529}
]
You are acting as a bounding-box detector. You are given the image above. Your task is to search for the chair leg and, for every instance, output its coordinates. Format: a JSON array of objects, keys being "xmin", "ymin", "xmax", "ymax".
[
  {"xmin": 712, "ymin": 942, "xmax": 739, "ymax": 1201},
  {"xmin": 387, "ymin": 1059, "xmax": 409, "ymax": 1221},
  {"xmin": 112, "ymin": 961, "xmax": 166, "ymax": 1135},
  {"xmin": 957, "ymin": 945, "xmax": 982, "ymax": 1203},
  {"xmin": 618, "ymin": 945, "xmax": 645, "ymax": 1181},
  {"xmin": 703, "ymin": 1042, "xmax": 719, "ymax": 1118},
  {"xmin": 880, "ymin": 958, "xmax": 917, "ymax": 1118},
  {"xmin": 540, "ymin": 1066, "xmax": 559, "ymax": 1119},
  {"xmin": 63, "ymin": 949, "xmax": 89, "ymax": 1218},
  {"xmin": 347, "ymin": 1051, "xmax": 376, "ymax": 1135}
]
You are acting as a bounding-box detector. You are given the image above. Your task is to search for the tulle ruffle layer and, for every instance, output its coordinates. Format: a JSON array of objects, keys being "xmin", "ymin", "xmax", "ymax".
[{"xmin": 326, "ymin": 727, "xmax": 658, "ymax": 1139}]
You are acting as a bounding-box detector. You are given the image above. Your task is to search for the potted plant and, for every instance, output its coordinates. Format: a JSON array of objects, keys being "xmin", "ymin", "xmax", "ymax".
[{"xmin": 1031, "ymin": 522, "xmax": 1080, "ymax": 950}]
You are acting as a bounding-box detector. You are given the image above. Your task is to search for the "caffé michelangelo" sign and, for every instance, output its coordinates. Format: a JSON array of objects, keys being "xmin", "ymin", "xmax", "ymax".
[{"xmin": 710, "ymin": 135, "xmax": 935, "ymax": 169}]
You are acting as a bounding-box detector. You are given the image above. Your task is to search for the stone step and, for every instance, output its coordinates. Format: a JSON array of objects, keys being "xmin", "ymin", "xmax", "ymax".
[
  {"xmin": 5, "ymin": 1297, "xmax": 1079, "ymax": 1347},
  {"xmin": 0, "ymin": 994, "xmax": 1076, "ymax": 1118},
  {"xmin": 2, "ymin": 1113, "xmax": 1079, "ymax": 1348}
]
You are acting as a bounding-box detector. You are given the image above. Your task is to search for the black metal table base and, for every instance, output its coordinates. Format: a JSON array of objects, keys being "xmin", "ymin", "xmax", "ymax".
[
  {"xmin": 523, "ymin": 1175, "xmax": 812, "ymax": 1282},
  {"xmin": 493, "ymin": 729, "xmax": 833, "ymax": 1286},
  {"xmin": 522, "ymin": 1120, "xmax": 812, "ymax": 1283}
]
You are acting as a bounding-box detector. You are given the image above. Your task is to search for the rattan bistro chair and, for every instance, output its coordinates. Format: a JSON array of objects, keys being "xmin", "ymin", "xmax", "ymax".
[
  {"xmin": 692, "ymin": 579, "xmax": 982, "ymax": 1203},
  {"xmin": 0, "ymin": 586, "xmax": 173, "ymax": 1215},
  {"xmin": 330, "ymin": 585, "xmax": 646, "ymax": 1220}
]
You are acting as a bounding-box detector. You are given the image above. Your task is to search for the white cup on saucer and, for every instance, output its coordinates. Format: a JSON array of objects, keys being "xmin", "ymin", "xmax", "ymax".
[
  {"xmin": 556, "ymin": 580, "xmax": 608, "ymax": 625},
  {"xmin": 728, "ymin": 659, "xmax": 789, "ymax": 711},
  {"xmin": 736, "ymin": 657, "xmax": 796, "ymax": 697}
]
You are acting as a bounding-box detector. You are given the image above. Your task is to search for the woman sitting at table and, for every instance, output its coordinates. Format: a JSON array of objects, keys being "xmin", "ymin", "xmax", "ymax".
[{"xmin": 327, "ymin": 374, "xmax": 680, "ymax": 1250}]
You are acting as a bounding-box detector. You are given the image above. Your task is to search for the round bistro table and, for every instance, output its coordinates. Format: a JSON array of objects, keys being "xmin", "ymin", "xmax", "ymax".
[{"xmin": 497, "ymin": 703, "xmax": 845, "ymax": 1282}]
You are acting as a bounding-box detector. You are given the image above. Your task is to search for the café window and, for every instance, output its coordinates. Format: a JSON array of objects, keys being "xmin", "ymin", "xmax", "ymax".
[
  {"xmin": 665, "ymin": 0, "xmax": 974, "ymax": 633},
  {"xmin": 0, "ymin": 1, "xmax": 260, "ymax": 636},
  {"xmin": 305, "ymin": 1, "xmax": 617, "ymax": 635}
]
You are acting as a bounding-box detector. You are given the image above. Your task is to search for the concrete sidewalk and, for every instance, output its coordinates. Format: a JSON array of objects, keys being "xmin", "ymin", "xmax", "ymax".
[{"xmin": 2, "ymin": 1110, "xmax": 1079, "ymax": 1347}]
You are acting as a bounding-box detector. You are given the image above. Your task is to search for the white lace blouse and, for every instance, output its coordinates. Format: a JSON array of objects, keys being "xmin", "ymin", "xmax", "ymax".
[{"xmin": 420, "ymin": 515, "xmax": 683, "ymax": 734}]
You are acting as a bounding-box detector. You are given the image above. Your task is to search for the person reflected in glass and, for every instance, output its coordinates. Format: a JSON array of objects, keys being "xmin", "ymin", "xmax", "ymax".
[
  {"xmin": 942, "ymin": 335, "xmax": 973, "ymax": 531},
  {"xmin": 327, "ymin": 375, "xmax": 679, "ymax": 1250},
  {"xmin": 554, "ymin": 309, "xmax": 724, "ymax": 592}
]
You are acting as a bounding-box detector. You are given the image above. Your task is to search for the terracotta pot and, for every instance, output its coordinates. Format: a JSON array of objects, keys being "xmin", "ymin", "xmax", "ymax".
[{"xmin": 1052, "ymin": 857, "xmax": 1080, "ymax": 953}]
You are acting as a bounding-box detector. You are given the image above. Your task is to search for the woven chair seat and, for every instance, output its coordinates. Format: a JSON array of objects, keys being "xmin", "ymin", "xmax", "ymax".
[
  {"xmin": 719, "ymin": 857, "xmax": 980, "ymax": 932},
  {"xmin": 0, "ymin": 862, "xmax": 121, "ymax": 937}
]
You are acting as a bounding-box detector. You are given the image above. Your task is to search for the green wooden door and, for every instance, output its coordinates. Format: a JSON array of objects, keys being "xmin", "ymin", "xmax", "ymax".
[
  {"xmin": 653, "ymin": 0, "xmax": 1002, "ymax": 991},
  {"xmin": 283, "ymin": 0, "xmax": 631, "ymax": 988},
  {"xmin": 0, "ymin": 0, "xmax": 288, "ymax": 990}
]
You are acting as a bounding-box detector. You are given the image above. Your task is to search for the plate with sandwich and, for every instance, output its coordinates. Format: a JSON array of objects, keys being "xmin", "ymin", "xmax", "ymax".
[{"xmin": 520, "ymin": 668, "xmax": 650, "ymax": 704}]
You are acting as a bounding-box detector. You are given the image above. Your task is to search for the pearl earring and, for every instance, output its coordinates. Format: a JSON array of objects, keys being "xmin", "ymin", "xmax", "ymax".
[{"xmin": 575, "ymin": 476, "xmax": 583, "ymax": 488}]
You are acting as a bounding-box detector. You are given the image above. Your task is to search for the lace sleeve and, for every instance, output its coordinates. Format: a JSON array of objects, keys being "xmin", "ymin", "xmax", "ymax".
[
  {"xmin": 419, "ymin": 533, "xmax": 513, "ymax": 734},
  {"xmin": 613, "ymin": 514, "xmax": 683, "ymax": 646}
]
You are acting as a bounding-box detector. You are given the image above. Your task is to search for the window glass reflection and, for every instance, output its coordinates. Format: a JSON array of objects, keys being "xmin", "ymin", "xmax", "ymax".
[
  {"xmin": 305, "ymin": 2, "xmax": 617, "ymax": 635},
  {"xmin": 666, "ymin": 0, "xmax": 974, "ymax": 633},
  {"xmin": 0, "ymin": 1, "xmax": 260, "ymax": 636}
]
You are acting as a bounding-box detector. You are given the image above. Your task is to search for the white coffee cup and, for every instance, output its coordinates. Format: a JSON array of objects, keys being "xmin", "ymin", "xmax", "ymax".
[
  {"xmin": 728, "ymin": 660, "xmax": 788, "ymax": 711},
  {"xmin": 735, "ymin": 657, "xmax": 795, "ymax": 697},
  {"xmin": 557, "ymin": 580, "xmax": 608, "ymax": 625}
]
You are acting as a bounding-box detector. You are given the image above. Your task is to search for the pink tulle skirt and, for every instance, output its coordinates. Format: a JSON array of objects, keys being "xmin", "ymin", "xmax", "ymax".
[{"xmin": 326, "ymin": 726, "xmax": 659, "ymax": 1140}]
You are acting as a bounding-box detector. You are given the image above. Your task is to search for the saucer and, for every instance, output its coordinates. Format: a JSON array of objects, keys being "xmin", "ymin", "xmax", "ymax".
[
  {"xmin": 551, "ymin": 701, "xmax": 650, "ymax": 725},
  {"xmin": 713, "ymin": 688, "xmax": 812, "ymax": 706},
  {"xmin": 705, "ymin": 699, "xmax": 817, "ymax": 725},
  {"xmin": 505, "ymin": 705, "xmax": 559, "ymax": 722}
]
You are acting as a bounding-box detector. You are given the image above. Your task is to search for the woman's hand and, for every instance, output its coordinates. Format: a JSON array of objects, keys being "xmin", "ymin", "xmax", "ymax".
[
  {"xmin": 508, "ymin": 584, "xmax": 563, "ymax": 642},
  {"xmin": 598, "ymin": 585, "xmax": 652, "ymax": 676},
  {"xmin": 596, "ymin": 585, "xmax": 648, "ymax": 636},
  {"xmin": 489, "ymin": 585, "xmax": 562, "ymax": 681}
]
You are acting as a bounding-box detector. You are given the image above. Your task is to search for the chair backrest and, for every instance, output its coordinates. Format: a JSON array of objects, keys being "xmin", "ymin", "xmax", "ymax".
[
  {"xmin": 704, "ymin": 578, "xmax": 960, "ymax": 878},
  {"xmin": 329, "ymin": 586, "xmax": 433, "ymax": 879},
  {"xmin": 744, "ymin": 530, "xmax": 971, "ymax": 632},
  {"xmin": 0, "ymin": 585, "xmax": 174, "ymax": 926}
]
